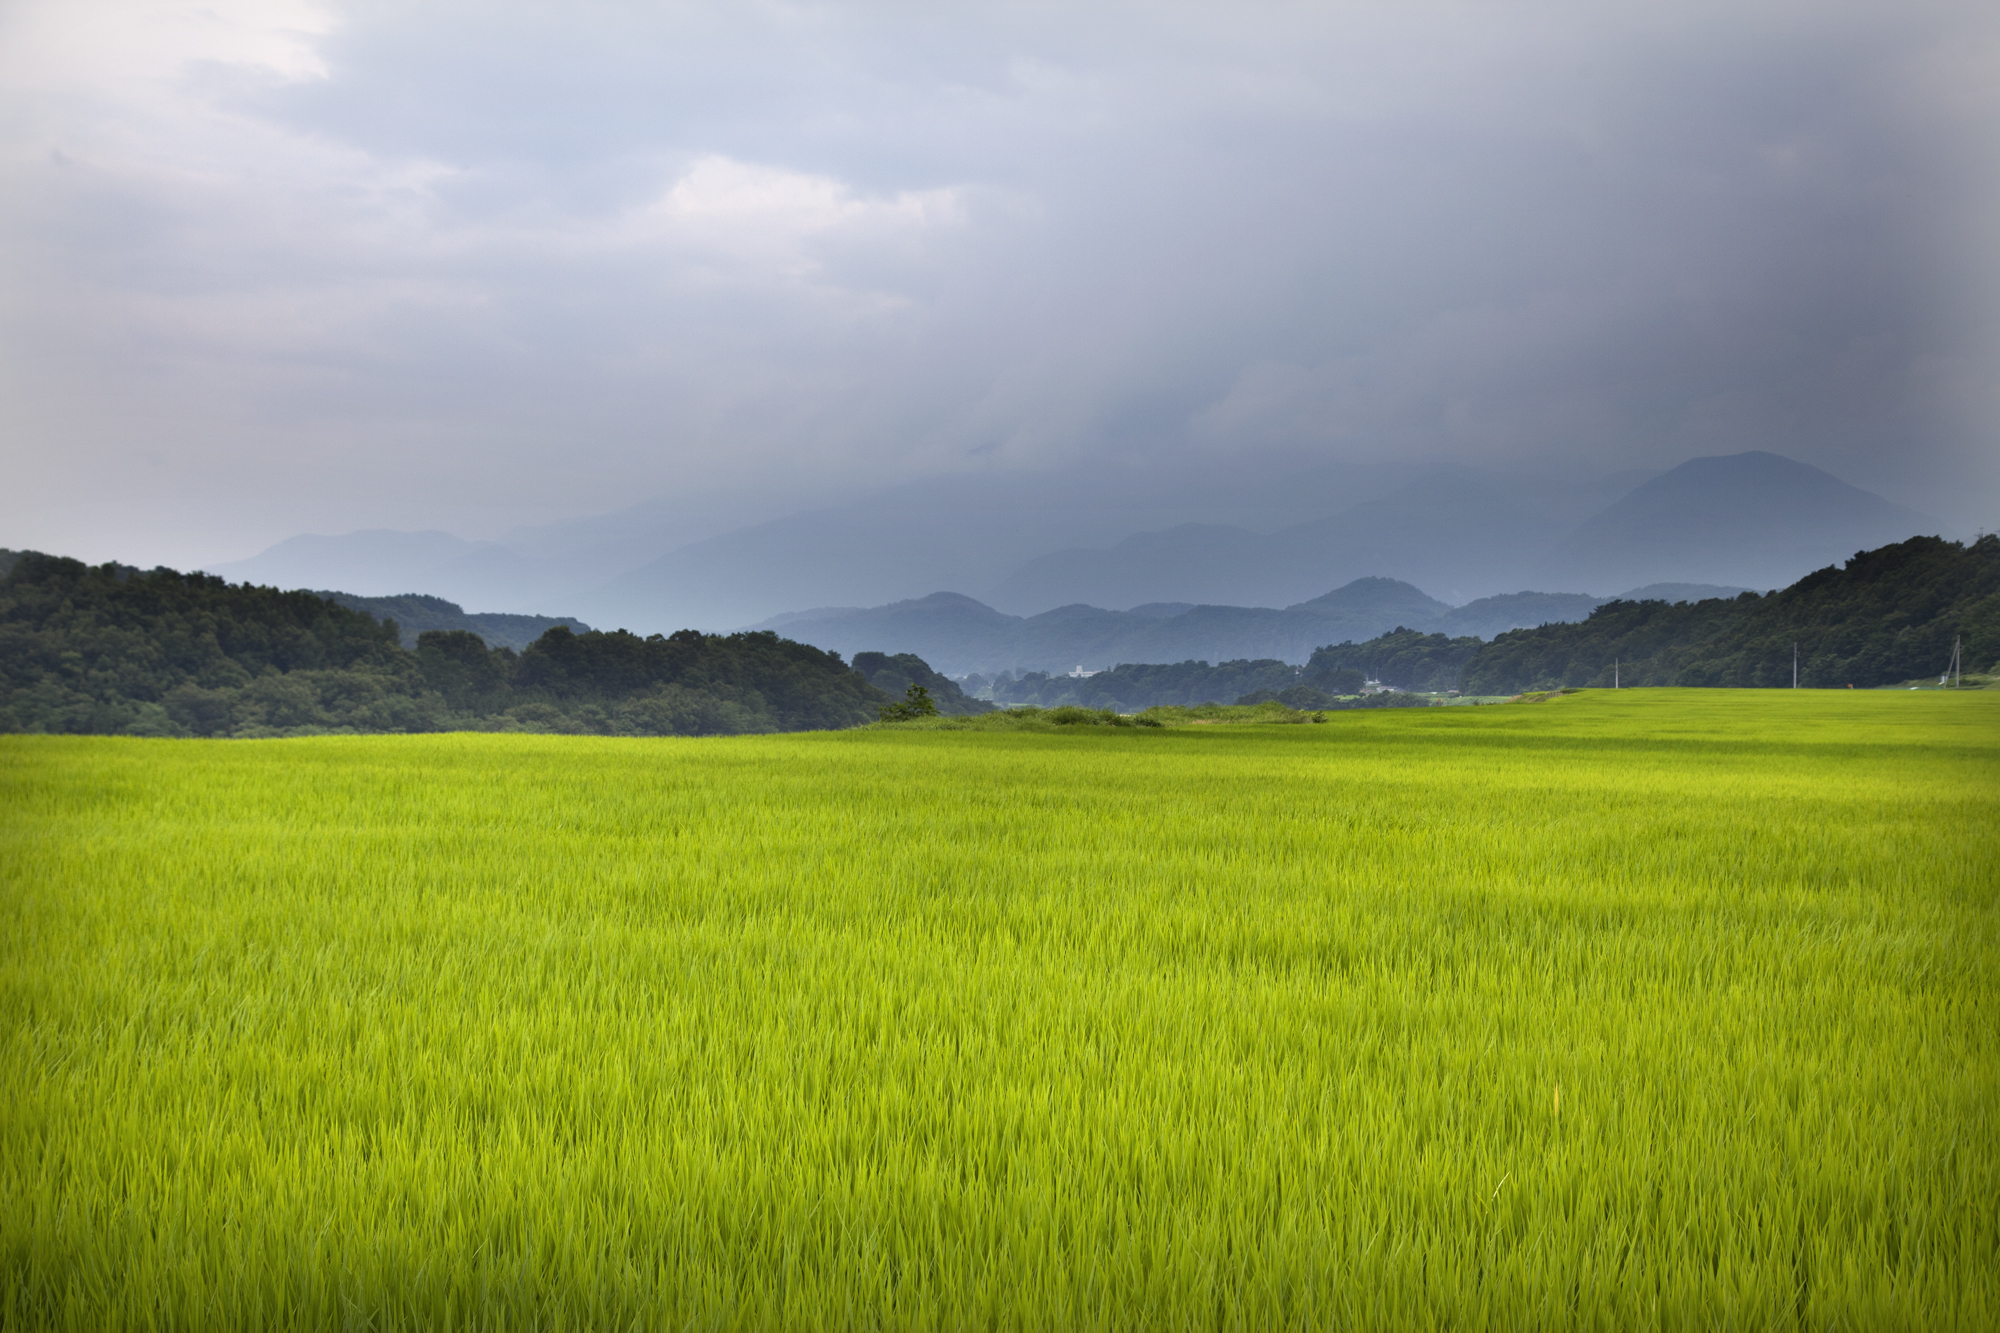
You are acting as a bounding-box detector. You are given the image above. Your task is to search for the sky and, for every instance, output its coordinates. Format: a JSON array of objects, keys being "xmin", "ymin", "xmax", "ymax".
[{"xmin": 3, "ymin": 0, "xmax": 1996, "ymax": 572}]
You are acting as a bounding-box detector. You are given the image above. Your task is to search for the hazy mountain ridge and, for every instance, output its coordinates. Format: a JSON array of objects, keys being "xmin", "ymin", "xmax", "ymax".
[
  {"xmin": 206, "ymin": 452, "xmax": 1929, "ymax": 635},
  {"xmin": 1434, "ymin": 592, "xmax": 1608, "ymax": 639},
  {"xmin": 739, "ymin": 578, "xmax": 1732, "ymax": 677},
  {"xmin": 984, "ymin": 469, "xmax": 1656, "ymax": 613}
]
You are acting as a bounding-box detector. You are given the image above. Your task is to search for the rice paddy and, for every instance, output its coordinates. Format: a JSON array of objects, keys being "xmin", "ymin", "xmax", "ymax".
[{"xmin": 2, "ymin": 689, "xmax": 1996, "ymax": 1329}]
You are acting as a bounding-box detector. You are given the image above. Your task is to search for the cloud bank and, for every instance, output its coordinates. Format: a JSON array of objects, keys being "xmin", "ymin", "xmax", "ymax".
[{"xmin": 2, "ymin": 0, "xmax": 1994, "ymax": 571}]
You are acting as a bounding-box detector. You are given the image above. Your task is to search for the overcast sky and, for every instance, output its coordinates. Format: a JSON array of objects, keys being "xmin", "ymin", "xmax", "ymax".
[{"xmin": 3, "ymin": 0, "xmax": 1995, "ymax": 570}]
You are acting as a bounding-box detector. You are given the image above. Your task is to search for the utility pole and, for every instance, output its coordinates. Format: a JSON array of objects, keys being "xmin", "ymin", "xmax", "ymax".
[
  {"xmin": 1793, "ymin": 642, "xmax": 1798, "ymax": 689},
  {"xmin": 1614, "ymin": 658, "xmax": 1619, "ymax": 689}
]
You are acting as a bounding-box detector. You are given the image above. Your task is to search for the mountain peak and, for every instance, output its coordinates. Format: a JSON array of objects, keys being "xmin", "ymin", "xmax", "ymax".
[
  {"xmin": 879, "ymin": 592, "xmax": 1013, "ymax": 618},
  {"xmin": 1539, "ymin": 452, "xmax": 1927, "ymax": 593},
  {"xmin": 1286, "ymin": 577, "xmax": 1453, "ymax": 618}
]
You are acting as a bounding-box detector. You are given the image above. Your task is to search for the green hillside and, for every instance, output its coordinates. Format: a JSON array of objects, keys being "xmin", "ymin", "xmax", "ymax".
[
  {"xmin": 1292, "ymin": 535, "xmax": 1998, "ymax": 696},
  {"xmin": 0, "ymin": 552, "xmax": 887, "ymax": 737},
  {"xmin": 1304, "ymin": 627, "xmax": 1485, "ymax": 694},
  {"xmin": 1462, "ymin": 534, "xmax": 1999, "ymax": 693},
  {"xmin": 851, "ymin": 651, "xmax": 994, "ymax": 716},
  {"xmin": 315, "ymin": 590, "xmax": 589, "ymax": 651}
]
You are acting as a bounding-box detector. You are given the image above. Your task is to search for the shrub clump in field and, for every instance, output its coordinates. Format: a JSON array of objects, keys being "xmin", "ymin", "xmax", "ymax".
[
  {"xmin": 1048, "ymin": 706, "xmax": 1131, "ymax": 726},
  {"xmin": 878, "ymin": 684, "xmax": 941, "ymax": 722},
  {"xmin": 874, "ymin": 705, "xmax": 1134, "ymax": 731}
]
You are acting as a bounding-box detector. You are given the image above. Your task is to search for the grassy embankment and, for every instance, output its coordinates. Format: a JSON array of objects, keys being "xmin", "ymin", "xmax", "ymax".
[{"xmin": 3, "ymin": 690, "xmax": 1996, "ymax": 1329}]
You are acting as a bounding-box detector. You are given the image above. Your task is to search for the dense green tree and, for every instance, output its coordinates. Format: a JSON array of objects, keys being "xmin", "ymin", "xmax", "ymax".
[
  {"xmin": 416, "ymin": 629, "xmax": 516, "ymax": 710},
  {"xmin": 512, "ymin": 626, "xmax": 885, "ymax": 732},
  {"xmin": 878, "ymin": 683, "xmax": 942, "ymax": 722}
]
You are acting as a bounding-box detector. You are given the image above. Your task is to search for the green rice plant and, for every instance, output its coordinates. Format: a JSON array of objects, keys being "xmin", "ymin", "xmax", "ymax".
[{"xmin": 2, "ymin": 690, "xmax": 1995, "ymax": 1329}]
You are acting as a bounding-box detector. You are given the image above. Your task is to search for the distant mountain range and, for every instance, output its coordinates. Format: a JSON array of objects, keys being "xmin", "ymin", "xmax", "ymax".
[
  {"xmin": 746, "ymin": 578, "xmax": 1747, "ymax": 677},
  {"xmin": 983, "ymin": 467, "xmax": 1654, "ymax": 611},
  {"xmin": 205, "ymin": 451, "xmax": 1936, "ymax": 634}
]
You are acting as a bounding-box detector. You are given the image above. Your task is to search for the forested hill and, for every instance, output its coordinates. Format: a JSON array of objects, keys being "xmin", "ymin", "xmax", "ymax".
[
  {"xmin": 314, "ymin": 590, "xmax": 589, "ymax": 651},
  {"xmin": 1455, "ymin": 535, "xmax": 1997, "ymax": 694},
  {"xmin": 1304, "ymin": 628, "xmax": 1485, "ymax": 694},
  {"xmin": 851, "ymin": 652, "xmax": 994, "ymax": 716},
  {"xmin": 0, "ymin": 552, "xmax": 889, "ymax": 737},
  {"xmin": 984, "ymin": 537, "xmax": 1996, "ymax": 704}
]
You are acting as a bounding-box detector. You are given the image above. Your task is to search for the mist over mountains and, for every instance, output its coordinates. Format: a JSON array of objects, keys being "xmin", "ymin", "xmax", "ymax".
[
  {"xmin": 1536, "ymin": 453, "xmax": 1928, "ymax": 593},
  {"xmin": 743, "ymin": 582, "xmax": 1741, "ymax": 678},
  {"xmin": 14, "ymin": 0, "xmax": 1994, "ymax": 657},
  {"xmin": 207, "ymin": 452, "xmax": 1933, "ymax": 647},
  {"xmin": 984, "ymin": 468, "xmax": 1656, "ymax": 612}
]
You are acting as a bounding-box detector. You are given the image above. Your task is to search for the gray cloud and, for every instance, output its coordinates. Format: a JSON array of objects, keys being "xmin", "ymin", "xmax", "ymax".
[{"xmin": 2, "ymin": 0, "xmax": 1994, "ymax": 573}]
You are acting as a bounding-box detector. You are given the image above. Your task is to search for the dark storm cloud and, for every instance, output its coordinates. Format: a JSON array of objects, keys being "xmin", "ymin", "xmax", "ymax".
[{"xmin": 1, "ymin": 0, "xmax": 1993, "ymax": 569}]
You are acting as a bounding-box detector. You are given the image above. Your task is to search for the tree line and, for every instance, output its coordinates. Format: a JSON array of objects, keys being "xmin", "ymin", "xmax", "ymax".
[
  {"xmin": 1313, "ymin": 535, "xmax": 1999, "ymax": 695},
  {"xmin": 7, "ymin": 533, "xmax": 1988, "ymax": 738},
  {"xmin": 0, "ymin": 552, "xmax": 889, "ymax": 737}
]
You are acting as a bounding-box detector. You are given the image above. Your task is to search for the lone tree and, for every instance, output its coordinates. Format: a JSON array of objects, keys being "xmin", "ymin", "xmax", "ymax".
[{"xmin": 878, "ymin": 683, "xmax": 940, "ymax": 722}]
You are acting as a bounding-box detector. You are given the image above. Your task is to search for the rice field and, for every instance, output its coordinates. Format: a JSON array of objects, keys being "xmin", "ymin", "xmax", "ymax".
[{"xmin": 2, "ymin": 689, "xmax": 1996, "ymax": 1330}]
